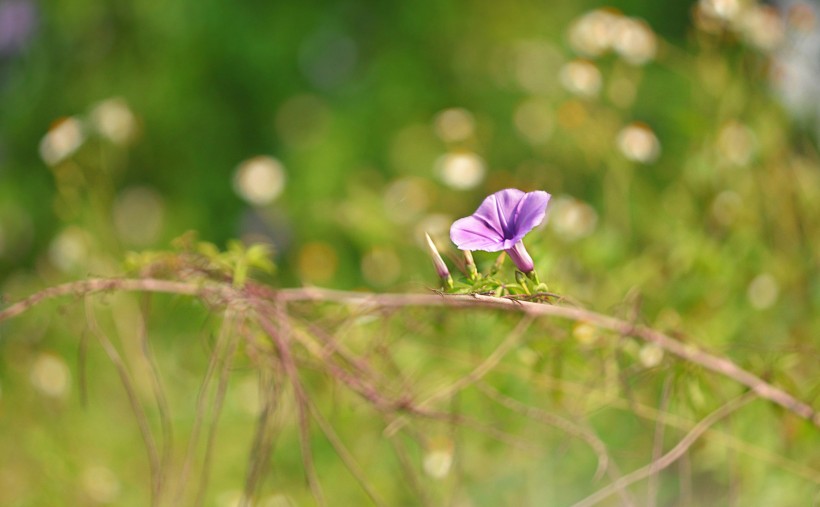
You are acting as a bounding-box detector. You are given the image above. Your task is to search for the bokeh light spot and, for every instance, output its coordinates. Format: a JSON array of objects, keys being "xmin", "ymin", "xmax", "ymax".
[
  {"xmin": 433, "ymin": 108, "xmax": 476, "ymax": 144},
  {"xmin": 298, "ymin": 242, "xmax": 339, "ymax": 284},
  {"xmin": 612, "ymin": 17, "xmax": 657, "ymax": 65},
  {"xmin": 560, "ymin": 59, "xmax": 602, "ymax": 98},
  {"xmin": 616, "ymin": 122, "xmax": 661, "ymax": 163},
  {"xmin": 39, "ymin": 117, "xmax": 85, "ymax": 166},
  {"xmin": 48, "ymin": 226, "xmax": 91, "ymax": 273},
  {"xmin": 423, "ymin": 437, "xmax": 454, "ymax": 479},
  {"xmin": 568, "ymin": 9, "xmax": 622, "ymax": 57},
  {"xmin": 434, "ymin": 151, "xmax": 486, "ymax": 190},
  {"xmin": 113, "ymin": 186, "xmax": 165, "ymax": 246},
  {"xmin": 29, "ymin": 353, "xmax": 71, "ymax": 399},
  {"xmin": 549, "ymin": 196, "xmax": 598, "ymax": 241},
  {"xmin": 639, "ymin": 344, "xmax": 664, "ymax": 368},
  {"xmin": 748, "ymin": 273, "xmax": 779, "ymax": 310},
  {"xmin": 89, "ymin": 98, "xmax": 137, "ymax": 145},
  {"xmin": 740, "ymin": 5, "xmax": 784, "ymax": 51},
  {"xmin": 233, "ymin": 156, "xmax": 286, "ymax": 206}
]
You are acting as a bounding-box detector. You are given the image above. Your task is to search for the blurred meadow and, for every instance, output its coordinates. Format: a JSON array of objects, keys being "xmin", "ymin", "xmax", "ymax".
[{"xmin": 1, "ymin": 0, "xmax": 820, "ymax": 505}]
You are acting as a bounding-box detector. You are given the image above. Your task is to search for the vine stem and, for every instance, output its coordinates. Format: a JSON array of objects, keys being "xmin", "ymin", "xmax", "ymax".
[{"xmin": 1, "ymin": 278, "xmax": 817, "ymax": 428}]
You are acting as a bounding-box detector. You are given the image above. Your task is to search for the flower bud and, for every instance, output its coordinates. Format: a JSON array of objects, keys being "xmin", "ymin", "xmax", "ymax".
[
  {"xmin": 463, "ymin": 249, "xmax": 477, "ymax": 280},
  {"xmin": 425, "ymin": 233, "xmax": 453, "ymax": 289}
]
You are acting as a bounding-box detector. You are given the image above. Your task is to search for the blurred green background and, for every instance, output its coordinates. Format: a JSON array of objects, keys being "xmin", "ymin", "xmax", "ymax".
[{"xmin": 1, "ymin": 0, "xmax": 819, "ymax": 505}]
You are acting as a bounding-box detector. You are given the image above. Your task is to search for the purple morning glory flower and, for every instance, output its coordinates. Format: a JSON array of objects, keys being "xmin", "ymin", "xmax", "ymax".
[{"xmin": 450, "ymin": 188, "xmax": 550, "ymax": 274}]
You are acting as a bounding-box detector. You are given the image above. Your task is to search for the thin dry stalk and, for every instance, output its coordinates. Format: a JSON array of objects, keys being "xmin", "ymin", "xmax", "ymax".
[
  {"xmin": 410, "ymin": 409, "xmax": 546, "ymax": 453},
  {"xmin": 385, "ymin": 431, "xmax": 433, "ymax": 506},
  {"xmin": 569, "ymin": 392, "xmax": 756, "ymax": 507},
  {"xmin": 646, "ymin": 377, "xmax": 672, "ymax": 507},
  {"xmin": 77, "ymin": 328, "xmax": 89, "ymax": 407},
  {"xmin": 241, "ymin": 368, "xmax": 282, "ymax": 506},
  {"xmin": 278, "ymin": 287, "xmax": 820, "ymax": 427},
  {"xmin": 2, "ymin": 279, "xmax": 816, "ymax": 427},
  {"xmin": 84, "ymin": 297, "xmax": 163, "ymax": 506},
  {"xmin": 176, "ymin": 307, "xmax": 239, "ymax": 505},
  {"xmin": 194, "ymin": 313, "xmax": 242, "ymax": 507},
  {"xmin": 137, "ymin": 295, "xmax": 174, "ymax": 497},
  {"xmin": 476, "ymin": 382, "xmax": 610, "ymax": 480},
  {"xmin": 307, "ymin": 396, "xmax": 388, "ymax": 507},
  {"xmin": 286, "ymin": 314, "xmax": 397, "ymax": 412},
  {"xmin": 256, "ymin": 306, "xmax": 326, "ymax": 507},
  {"xmin": 418, "ymin": 315, "xmax": 534, "ymax": 408}
]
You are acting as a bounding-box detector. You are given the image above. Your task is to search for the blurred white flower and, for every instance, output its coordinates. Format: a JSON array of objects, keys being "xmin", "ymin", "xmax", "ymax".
[
  {"xmin": 49, "ymin": 226, "xmax": 91, "ymax": 273},
  {"xmin": 612, "ymin": 17, "xmax": 657, "ymax": 65},
  {"xmin": 30, "ymin": 353, "xmax": 71, "ymax": 398},
  {"xmin": 699, "ymin": 0, "xmax": 742, "ymax": 22},
  {"xmin": 423, "ymin": 439, "xmax": 454, "ymax": 479},
  {"xmin": 568, "ymin": 9, "xmax": 621, "ymax": 57},
  {"xmin": 89, "ymin": 98, "xmax": 137, "ymax": 145},
  {"xmin": 433, "ymin": 108, "xmax": 475, "ymax": 143},
  {"xmin": 616, "ymin": 122, "xmax": 661, "ymax": 163},
  {"xmin": 435, "ymin": 151, "xmax": 486, "ymax": 190},
  {"xmin": 740, "ymin": 5, "xmax": 784, "ymax": 51},
  {"xmin": 39, "ymin": 117, "xmax": 85, "ymax": 166},
  {"xmin": 638, "ymin": 344, "xmax": 664, "ymax": 368},
  {"xmin": 549, "ymin": 195, "xmax": 598, "ymax": 241},
  {"xmin": 748, "ymin": 273, "xmax": 779, "ymax": 310},
  {"xmin": 233, "ymin": 156, "xmax": 286, "ymax": 206},
  {"xmin": 560, "ymin": 59, "xmax": 602, "ymax": 98}
]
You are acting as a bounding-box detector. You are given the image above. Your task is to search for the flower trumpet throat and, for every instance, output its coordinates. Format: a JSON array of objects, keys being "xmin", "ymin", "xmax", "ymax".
[
  {"xmin": 450, "ymin": 188, "xmax": 550, "ymax": 274},
  {"xmin": 425, "ymin": 233, "xmax": 453, "ymax": 289},
  {"xmin": 505, "ymin": 241, "xmax": 534, "ymax": 274}
]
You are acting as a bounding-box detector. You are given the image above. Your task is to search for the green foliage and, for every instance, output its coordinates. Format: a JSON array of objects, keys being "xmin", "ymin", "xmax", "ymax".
[{"xmin": 124, "ymin": 233, "xmax": 275, "ymax": 287}]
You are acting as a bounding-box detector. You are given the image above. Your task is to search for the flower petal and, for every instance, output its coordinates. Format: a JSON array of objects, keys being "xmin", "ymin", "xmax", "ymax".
[
  {"xmin": 510, "ymin": 190, "xmax": 551, "ymax": 242},
  {"xmin": 473, "ymin": 188, "xmax": 526, "ymax": 239},
  {"xmin": 450, "ymin": 215, "xmax": 505, "ymax": 251}
]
